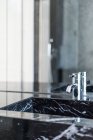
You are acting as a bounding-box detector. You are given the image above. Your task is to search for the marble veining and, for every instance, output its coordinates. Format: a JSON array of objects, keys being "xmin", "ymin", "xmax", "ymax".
[
  {"xmin": 0, "ymin": 115, "xmax": 93, "ymax": 140},
  {"xmin": 1, "ymin": 97, "xmax": 93, "ymax": 119},
  {"xmin": 0, "ymin": 109, "xmax": 92, "ymax": 139},
  {"xmin": 35, "ymin": 124, "xmax": 93, "ymax": 140}
]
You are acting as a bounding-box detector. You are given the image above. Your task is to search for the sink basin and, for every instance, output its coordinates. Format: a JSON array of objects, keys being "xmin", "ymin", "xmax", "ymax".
[{"xmin": 1, "ymin": 97, "xmax": 93, "ymax": 119}]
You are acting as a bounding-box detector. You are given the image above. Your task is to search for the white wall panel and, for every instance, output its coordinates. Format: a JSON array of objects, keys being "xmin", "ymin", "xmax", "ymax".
[
  {"xmin": 0, "ymin": 0, "xmax": 6, "ymax": 90},
  {"xmin": 22, "ymin": 0, "xmax": 34, "ymax": 91},
  {"xmin": 7, "ymin": 0, "xmax": 22, "ymax": 90},
  {"xmin": 0, "ymin": 0, "xmax": 34, "ymax": 92}
]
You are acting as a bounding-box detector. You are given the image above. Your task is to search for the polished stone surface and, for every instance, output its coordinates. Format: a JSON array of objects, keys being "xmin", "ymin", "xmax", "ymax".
[
  {"xmin": 0, "ymin": 110, "xmax": 93, "ymax": 139},
  {"xmin": 1, "ymin": 96, "xmax": 93, "ymax": 119},
  {"xmin": 0, "ymin": 90, "xmax": 93, "ymax": 139}
]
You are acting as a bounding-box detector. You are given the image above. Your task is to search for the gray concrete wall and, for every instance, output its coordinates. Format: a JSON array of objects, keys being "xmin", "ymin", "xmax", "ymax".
[
  {"xmin": 35, "ymin": 0, "xmax": 93, "ymax": 84},
  {"xmin": 59, "ymin": 0, "xmax": 79, "ymax": 82},
  {"xmin": 38, "ymin": 0, "xmax": 50, "ymax": 84},
  {"xmin": 50, "ymin": 0, "xmax": 93, "ymax": 83},
  {"xmin": 79, "ymin": 0, "xmax": 93, "ymax": 83}
]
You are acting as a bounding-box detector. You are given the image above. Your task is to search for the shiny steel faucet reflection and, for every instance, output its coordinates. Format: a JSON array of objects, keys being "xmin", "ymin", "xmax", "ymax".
[{"xmin": 70, "ymin": 72, "xmax": 87, "ymax": 100}]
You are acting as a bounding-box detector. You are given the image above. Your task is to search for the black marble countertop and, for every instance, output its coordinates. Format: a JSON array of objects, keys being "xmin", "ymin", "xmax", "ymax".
[
  {"xmin": 0, "ymin": 110, "xmax": 93, "ymax": 139},
  {"xmin": 2, "ymin": 94, "xmax": 93, "ymax": 119},
  {"xmin": 0, "ymin": 90, "xmax": 93, "ymax": 139}
]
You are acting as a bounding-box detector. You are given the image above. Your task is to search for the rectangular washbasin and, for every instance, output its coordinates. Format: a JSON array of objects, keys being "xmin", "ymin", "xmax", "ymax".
[{"xmin": 1, "ymin": 97, "xmax": 93, "ymax": 119}]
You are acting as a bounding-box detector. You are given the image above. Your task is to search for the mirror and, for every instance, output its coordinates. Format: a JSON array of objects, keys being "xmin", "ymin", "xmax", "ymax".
[
  {"xmin": 0, "ymin": 0, "xmax": 93, "ymax": 101},
  {"xmin": 50, "ymin": 0, "xmax": 93, "ymax": 84},
  {"xmin": 35, "ymin": 0, "xmax": 93, "ymax": 100}
]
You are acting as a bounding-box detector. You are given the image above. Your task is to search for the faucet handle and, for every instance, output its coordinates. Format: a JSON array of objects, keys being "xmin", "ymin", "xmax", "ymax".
[
  {"xmin": 69, "ymin": 73, "xmax": 78, "ymax": 85},
  {"xmin": 69, "ymin": 73, "xmax": 77, "ymax": 78}
]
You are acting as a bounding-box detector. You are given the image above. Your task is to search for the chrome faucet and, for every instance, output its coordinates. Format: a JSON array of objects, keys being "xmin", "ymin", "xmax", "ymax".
[{"xmin": 70, "ymin": 72, "xmax": 87, "ymax": 100}]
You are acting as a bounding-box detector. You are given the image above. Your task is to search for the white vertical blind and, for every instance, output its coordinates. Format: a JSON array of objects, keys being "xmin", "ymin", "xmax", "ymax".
[
  {"xmin": 0, "ymin": 0, "xmax": 34, "ymax": 107},
  {"xmin": 0, "ymin": 0, "xmax": 34, "ymax": 92},
  {"xmin": 0, "ymin": 0, "xmax": 6, "ymax": 90},
  {"xmin": 7, "ymin": 0, "xmax": 22, "ymax": 90},
  {"xmin": 23, "ymin": 0, "xmax": 34, "ymax": 91},
  {"xmin": 0, "ymin": 0, "xmax": 7, "ymax": 106}
]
